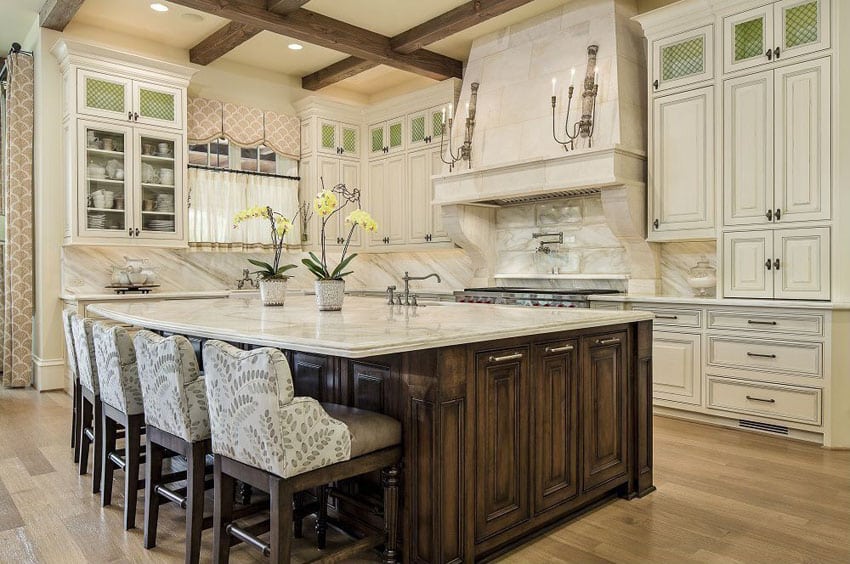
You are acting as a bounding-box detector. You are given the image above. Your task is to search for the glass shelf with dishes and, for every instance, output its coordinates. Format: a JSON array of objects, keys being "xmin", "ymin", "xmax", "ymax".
[
  {"xmin": 136, "ymin": 131, "xmax": 180, "ymax": 236},
  {"xmin": 82, "ymin": 123, "xmax": 131, "ymax": 234}
]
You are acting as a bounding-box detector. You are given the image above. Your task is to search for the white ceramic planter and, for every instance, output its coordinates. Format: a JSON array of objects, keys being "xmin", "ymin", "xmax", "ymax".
[
  {"xmin": 315, "ymin": 279, "xmax": 345, "ymax": 311},
  {"xmin": 260, "ymin": 278, "xmax": 288, "ymax": 306}
]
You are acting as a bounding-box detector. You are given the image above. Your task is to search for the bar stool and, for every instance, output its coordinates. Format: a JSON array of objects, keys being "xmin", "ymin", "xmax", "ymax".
[
  {"xmin": 62, "ymin": 309, "xmax": 81, "ymax": 463},
  {"xmin": 134, "ymin": 330, "xmax": 213, "ymax": 564},
  {"xmin": 202, "ymin": 340, "xmax": 402, "ymax": 564},
  {"xmin": 93, "ymin": 322, "xmax": 145, "ymax": 530},
  {"xmin": 71, "ymin": 313, "xmax": 106, "ymax": 494}
]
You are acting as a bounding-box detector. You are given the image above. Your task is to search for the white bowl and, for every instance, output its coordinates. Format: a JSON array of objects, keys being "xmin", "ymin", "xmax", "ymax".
[{"xmin": 128, "ymin": 272, "xmax": 147, "ymax": 285}]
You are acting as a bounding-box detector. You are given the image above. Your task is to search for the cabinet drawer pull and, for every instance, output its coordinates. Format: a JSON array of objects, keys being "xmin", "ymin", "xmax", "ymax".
[
  {"xmin": 488, "ymin": 352, "xmax": 524, "ymax": 363},
  {"xmin": 545, "ymin": 344, "xmax": 575, "ymax": 354},
  {"xmin": 655, "ymin": 315, "xmax": 678, "ymax": 320},
  {"xmin": 746, "ymin": 352, "xmax": 777, "ymax": 359},
  {"xmin": 747, "ymin": 320, "xmax": 777, "ymax": 326},
  {"xmin": 595, "ymin": 337, "xmax": 620, "ymax": 345},
  {"xmin": 746, "ymin": 395, "xmax": 776, "ymax": 404}
]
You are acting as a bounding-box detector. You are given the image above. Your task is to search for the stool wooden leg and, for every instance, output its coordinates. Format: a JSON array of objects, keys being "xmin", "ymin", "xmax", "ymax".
[
  {"xmin": 124, "ymin": 415, "xmax": 142, "ymax": 530},
  {"xmin": 316, "ymin": 485, "xmax": 328, "ymax": 549},
  {"xmin": 213, "ymin": 456, "xmax": 234, "ymax": 564},
  {"xmin": 381, "ymin": 464, "xmax": 400, "ymax": 564},
  {"xmin": 92, "ymin": 398, "xmax": 103, "ymax": 494},
  {"xmin": 144, "ymin": 437, "xmax": 163, "ymax": 550},
  {"xmin": 73, "ymin": 380, "xmax": 82, "ymax": 463},
  {"xmin": 101, "ymin": 413, "xmax": 117, "ymax": 507},
  {"xmin": 269, "ymin": 476, "xmax": 294, "ymax": 564},
  {"xmin": 71, "ymin": 379, "xmax": 78, "ymax": 450},
  {"xmin": 186, "ymin": 441, "xmax": 206, "ymax": 564},
  {"xmin": 78, "ymin": 396, "xmax": 92, "ymax": 476},
  {"xmin": 293, "ymin": 492, "xmax": 303, "ymax": 538}
]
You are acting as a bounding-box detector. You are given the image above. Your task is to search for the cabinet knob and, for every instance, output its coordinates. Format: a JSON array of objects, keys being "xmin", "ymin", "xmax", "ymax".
[
  {"xmin": 765, "ymin": 259, "xmax": 772, "ymax": 271},
  {"xmin": 128, "ymin": 228, "xmax": 133, "ymax": 237},
  {"xmin": 766, "ymin": 209, "xmax": 773, "ymax": 221},
  {"xmin": 135, "ymin": 228, "xmax": 140, "ymax": 237},
  {"xmin": 766, "ymin": 48, "xmax": 773, "ymax": 61},
  {"xmin": 133, "ymin": 112, "xmax": 139, "ymax": 121},
  {"xmin": 652, "ymin": 79, "xmax": 659, "ymax": 90},
  {"xmin": 774, "ymin": 47, "xmax": 781, "ymax": 60},
  {"xmin": 128, "ymin": 111, "xmax": 133, "ymax": 121},
  {"xmin": 774, "ymin": 208, "xmax": 781, "ymax": 221},
  {"xmin": 773, "ymin": 258, "xmax": 780, "ymax": 270},
  {"xmin": 652, "ymin": 219, "xmax": 659, "ymax": 230}
]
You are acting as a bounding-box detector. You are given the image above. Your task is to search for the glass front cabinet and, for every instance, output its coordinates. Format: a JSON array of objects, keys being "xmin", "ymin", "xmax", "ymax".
[{"xmin": 724, "ymin": 0, "xmax": 830, "ymax": 74}]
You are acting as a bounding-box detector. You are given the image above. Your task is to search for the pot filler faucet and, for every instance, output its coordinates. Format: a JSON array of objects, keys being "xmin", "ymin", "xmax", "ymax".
[{"xmin": 388, "ymin": 271, "xmax": 442, "ymax": 305}]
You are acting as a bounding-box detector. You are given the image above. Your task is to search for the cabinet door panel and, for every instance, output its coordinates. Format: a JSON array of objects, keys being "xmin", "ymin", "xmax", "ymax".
[
  {"xmin": 774, "ymin": 227, "xmax": 830, "ymax": 300},
  {"xmin": 78, "ymin": 120, "xmax": 133, "ymax": 239},
  {"xmin": 651, "ymin": 88, "xmax": 715, "ymax": 234},
  {"xmin": 407, "ymin": 149, "xmax": 432, "ymax": 242},
  {"xmin": 474, "ymin": 348, "xmax": 530, "ymax": 542},
  {"xmin": 339, "ymin": 122, "xmax": 360, "ymax": 158},
  {"xmin": 369, "ymin": 123, "xmax": 385, "ymax": 158},
  {"xmin": 134, "ymin": 80, "xmax": 181, "ymax": 130},
  {"xmin": 652, "ymin": 25, "xmax": 713, "ymax": 92},
  {"xmin": 533, "ymin": 340, "xmax": 579, "ymax": 514},
  {"xmin": 724, "ymin": 72, "xmax": 774, "ymax": 226},
  {"xmin": 318, "ymin": 119, "xmax": 338, "ymax": 156},
  {"xmin": 135, "ymin": 127, "xmax": 184, "ymax": 240},
  {"xmin": 384, "ymin": 154, "xmax": 407, "ymax": 244},
  {"xmin": 317, "ymin": 156, "xmax": 342, "ymax": 245},
  {"xmin": 77, "ymin": 69, "xmax": 132, "ymax": 122},
  {"xmin": 387, "ymin": 116, "xmax": 405, "ymax": 154},
  {"xmin": 368, "ymin": 159, "xmax": 387, "ymax": 246},
  {"xmin": 774, "ymin": 58, "xmax": 830, "ymax": 223},
  {"xmin": 723, "ymin": 231, "xmax": 772, "ymax": 298},
  {"xmin": 291, "ymin": 352, "xmax": 333, "ymax": 402},
  {"xmin": 653, "ymin": 331, "xmax": 701, "ymax": 406},
  {"xmin": 776, "ymin": 0, "xmax": 830, "ymax": 60},
  {"xmin": 723, "ymin": 5, "xmax": 773, "ymax": 74},
  {"xmin": 340, "ymin": 159, "xmax": 361, "ymax": 248},
  {"xmin": 581, "ymin": 333, "xmax": 628, "ymax": 492},
  {"xmin": 430, "ymin": 149, "xmax": 449, "ymax": 241}
]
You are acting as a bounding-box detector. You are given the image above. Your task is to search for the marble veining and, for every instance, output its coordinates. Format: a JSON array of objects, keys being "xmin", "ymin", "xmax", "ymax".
[
  {"xmin": 659, "ymin": 242, "xmax": 717, "ymax": 297},
  {"xmin": 88, "ymin": 295, "xmax": 654, "ymax": 358}
]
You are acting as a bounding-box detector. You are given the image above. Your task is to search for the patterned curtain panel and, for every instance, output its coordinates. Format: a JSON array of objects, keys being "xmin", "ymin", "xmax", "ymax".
[
  {"xmin": 222, "ymin": 102, "xmax": 264, "ymax": 147},
  {"xmin": 187, "ymin": 97, "xmax": 300, "ymax": 158},
  {"xmin": 2, "ymin": 52, "xmax": 35, "ymax": 387}
]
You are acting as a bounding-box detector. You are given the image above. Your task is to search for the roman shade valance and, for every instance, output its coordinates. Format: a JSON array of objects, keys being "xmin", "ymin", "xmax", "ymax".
[{"xmin": 187, "ymin": 97, "xmax": 300, "ymax": 159}]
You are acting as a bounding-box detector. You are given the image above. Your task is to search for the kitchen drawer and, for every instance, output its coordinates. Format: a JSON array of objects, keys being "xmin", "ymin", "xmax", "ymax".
[
  {"xmin": 707, "ymin": 310, "xmax": 824, "ymax": 337},
  {"xmin": 706, "ymin": 336, "xmax": 822, "ymax": 378},
  {"xmin": 590, "ymin": 302, "xmax": 625, "ymax": 311},
  {"xmin": 631, "ymin": 304, "xmax": 702, "ymax": 328},
  {"xmin": 706, "ymin": 376, "xmax": 822, "ymax": 425}
]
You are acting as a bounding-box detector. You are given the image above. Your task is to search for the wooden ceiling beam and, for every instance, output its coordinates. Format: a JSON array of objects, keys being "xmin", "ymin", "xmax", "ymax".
[
  {"xmin": 189, "ymin": 0, "xmax": 311, "ymax": 66},
  {"xmin": 173, "ymin": 0, "xmax": 462, "ymax": 80},
  {"xmin": 39, "ymin": 0, "xmax": 85, "ymax": 31},
  {"xmin": 390, "ymin": 0, "xmax": 536, "ymax": 54},
  {"xmin": 302, "ymin": 57, "xmax": 377, "ymax": 91}
]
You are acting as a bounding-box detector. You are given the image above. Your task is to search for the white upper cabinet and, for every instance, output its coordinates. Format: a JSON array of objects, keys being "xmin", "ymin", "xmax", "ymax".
[
  {"xmin": 773, "ymin": 57, "xmax": 830, "ymax": 223},
  {"xmin": 368, "ymin": 116, "xmax": 405, "ymax": 159},
  {"xmin": 318, "ymin": 119, "xmax": 360, "ymax": 159},
  {"xmin": 649, "ymin": 86, "xmax": 715, "ymax": 240},
  {"xmin": 724, "ymin": 71, "xmax": 774, "ymax": 226},
  {"xmin": 723, "ymin": 0, "xmax": 830, "ymax": 74},
  {"xmin": 651, "ymin": 25, "xmax": 714, "ymax": 93},
  {"xmin": 369, "ymin": 153, "xmax": 407, "ymax": 246},
  {"xmin": 407, "ymin": 146, "xmax": 448, "ymax": 243},
  {"xmin": 78, "ymin": 70, "xmax": 182, "ymax": 130},
  {"xmin": 315, "ymin": 156, "xmax": 362, "ymax": 248},
  {"xmin": 407, "ymin": 106, "xmax": 446, "ymax": 151}
]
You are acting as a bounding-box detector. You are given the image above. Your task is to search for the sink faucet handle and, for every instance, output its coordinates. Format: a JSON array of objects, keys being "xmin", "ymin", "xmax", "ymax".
[
  {"xmin": 386, "ymin": 285, "xmax": 396, "ymax": 305},
  {"xmin": 411, "ymin": 294, "xmax": 418, "ymax": 307}
]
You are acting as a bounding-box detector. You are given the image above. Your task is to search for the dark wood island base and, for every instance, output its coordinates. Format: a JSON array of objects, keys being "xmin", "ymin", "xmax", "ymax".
[{"xmin": 233, "ymin": 319, "xmax": 654, "ymax": 562}]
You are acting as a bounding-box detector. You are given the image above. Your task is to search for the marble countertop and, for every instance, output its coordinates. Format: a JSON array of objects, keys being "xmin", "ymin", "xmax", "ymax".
[
  {"xmin": 589, "ymin": 294, "xmax": 850, "ymax": 310},
  {"xmin": 87, "ymin": 295, "xmax": 654, "ymax": 358}
]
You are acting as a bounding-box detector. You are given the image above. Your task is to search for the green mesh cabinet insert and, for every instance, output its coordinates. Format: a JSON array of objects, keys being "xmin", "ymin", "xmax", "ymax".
[
  {"xmin": 784, "ymin": 1, "xmax": 819, "ymax": 49},
  {"xmin": 85, "ymin": 76, "xmax": 126, "ymax": 115},
  {"xmin": 733, "ymin": 17, "xmax": 765, "ymax": 63},
  {"xmin": 389, "ymin": 122, "xmax": 403, "ymax": 150},
  {"xmin": 410, "ymin": 115, "xmax": 426, "ymax": 145},
  {"xmin": 371, "ymin": 125, "xmax": 384, "ymax": 153},
  {"xmin": 432, "ymin": 111, "xmax": 444, "ymax": 138},
  {"xmin": 661, "ymin": 36, "xmax": 706, "ymax": 82},
  {"xmin": 138, "ymin": 87, "xmax": 175, "ymax": 123},
  {"xmin": 321, "ymin": 123, "xmax": 337, "ymax": 151},
  {"xmin": 341, "ymin": 126, "xmax": 358, "ymax": 155}
]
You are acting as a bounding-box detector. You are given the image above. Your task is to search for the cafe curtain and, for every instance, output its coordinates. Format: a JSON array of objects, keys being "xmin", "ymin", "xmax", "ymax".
[
  {"xmin": 2, "ymin": 52, "xmax": 35, "ymax": 387},
  {"xmin": 188, "ymin": 167, "xmax": 300, "ymax": 249}
]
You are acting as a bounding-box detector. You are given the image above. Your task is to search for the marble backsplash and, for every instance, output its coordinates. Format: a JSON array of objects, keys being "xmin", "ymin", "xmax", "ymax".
[
  {"xmin": 62, "ymin": 245, "xmax": 474, "ymax": 295},
  {"xmin": 494, "ymin": 195, "xmax": 629, "ymax": 277},
  {"xmin": 659, "ymin": 241, "xmax": 718, "ymax": 297}
]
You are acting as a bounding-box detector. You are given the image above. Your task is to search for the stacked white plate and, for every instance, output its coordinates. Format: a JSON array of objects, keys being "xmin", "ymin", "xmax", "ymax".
[
  {"xmin": 147, "ymin": 219, "xmax": 175, "ymax": 232},
  {"xmin": 88, "ymin": 213, "xmax": 107, "ymax": 229},
  {"xmin": 156, "ymin": 194, "xmax": 174, "ymax": 212}
]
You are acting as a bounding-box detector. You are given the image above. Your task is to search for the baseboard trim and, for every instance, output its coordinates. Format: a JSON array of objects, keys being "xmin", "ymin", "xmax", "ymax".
[{"xmin": 32, "ymin": 355, "xmax": 66, "ymax": 392}]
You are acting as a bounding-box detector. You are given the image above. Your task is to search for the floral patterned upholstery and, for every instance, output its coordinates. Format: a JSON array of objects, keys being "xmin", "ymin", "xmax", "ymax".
[
  {"xmin": 93, "ymin": 323, "xmax": 144, "ymax": 416},
  {"xmin": 62, "ymin": 309, "xmax": 78, "ymax": 381},
  {"xmin": 71, "ymin": 314, "xmax": 100, "ymax": 394},
  {"xmin": 133, "ymin": 330, "xmax": 210, "ymax": 442},
  {"xmin": 202, "ymin": 340, "xmax": 352, "ymax": 479}
]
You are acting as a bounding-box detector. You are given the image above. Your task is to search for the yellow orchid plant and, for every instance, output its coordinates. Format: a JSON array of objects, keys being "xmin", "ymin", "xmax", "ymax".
[
  {"xmin": 302, "ymin": 181, "xmax": 377, "ymax": 281},
  {"xmin": 232, "ymin": 205, "xmax": 298, "ymax": 280}
]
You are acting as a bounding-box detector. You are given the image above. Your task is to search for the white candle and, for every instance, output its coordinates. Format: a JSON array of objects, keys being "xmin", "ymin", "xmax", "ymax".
[
  {"xmin": 465, "ymin": 102, "xmax": 470, "ymax": 117},
  {"xmin": 570, "ymin": 67, "xmax": 575, "ymax": 88},
  {"xmin": 448, "ymin": 103, "xmax": 453, "ymax": 119},
  {"xmin": 594, "ymin": 66, "xmax": 599, "ymax": 85},
  {"xmin": 551, "ymin": 77, "xmax": 557, "ymax": 96},
  {"xmin": 441, "ymin": 107, "xmax": 446, "ymax": 124}
]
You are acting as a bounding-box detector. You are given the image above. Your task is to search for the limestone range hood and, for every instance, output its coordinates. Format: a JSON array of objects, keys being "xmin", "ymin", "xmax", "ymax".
[{"xmin": 431, "ymin": 0, "xmax": 659, "ymax": 294}]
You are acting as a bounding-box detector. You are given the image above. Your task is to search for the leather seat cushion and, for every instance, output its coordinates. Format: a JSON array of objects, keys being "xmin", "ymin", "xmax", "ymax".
[{"xmin": 321, "ymin": 403, "xmax": 401, "ymax": 458}]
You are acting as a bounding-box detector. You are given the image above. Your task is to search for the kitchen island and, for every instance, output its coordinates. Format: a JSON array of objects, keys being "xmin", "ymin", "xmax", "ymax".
[{"xmin": 89, "ymin": 295, "xmax": 655, "ymax": 562}]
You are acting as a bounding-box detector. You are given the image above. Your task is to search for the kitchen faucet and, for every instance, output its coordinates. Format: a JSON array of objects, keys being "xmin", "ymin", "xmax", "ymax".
[{"xmin": 395, "ymin": 271, "xmax": 442, "ymax": 305}]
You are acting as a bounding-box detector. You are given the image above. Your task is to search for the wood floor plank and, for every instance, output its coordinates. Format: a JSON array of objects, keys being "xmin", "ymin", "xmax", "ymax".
[{"xmin": 1, "ymin": 388, "xmax": 848, "ymax": 563}]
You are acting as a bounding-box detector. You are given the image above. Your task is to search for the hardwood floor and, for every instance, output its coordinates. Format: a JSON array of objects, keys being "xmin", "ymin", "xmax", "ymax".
[{"xmin": 1, "ymin": 387, "xmax": 848, "ymax": 563}]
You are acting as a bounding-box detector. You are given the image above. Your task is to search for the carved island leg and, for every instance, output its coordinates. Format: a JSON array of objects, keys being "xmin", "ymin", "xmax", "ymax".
[{"xmin": 633, "ymin": 320, "xmax": 655, "ymax": 497}]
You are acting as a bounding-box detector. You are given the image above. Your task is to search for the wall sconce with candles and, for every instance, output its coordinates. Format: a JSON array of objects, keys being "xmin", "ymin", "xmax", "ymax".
[
  {"xmin": 440, "ymin": 82, "xmax": 479, "ymax": 171},
  {"xmin": 551, "ymin": 45, "xmax": 600, "ymax": 151}
]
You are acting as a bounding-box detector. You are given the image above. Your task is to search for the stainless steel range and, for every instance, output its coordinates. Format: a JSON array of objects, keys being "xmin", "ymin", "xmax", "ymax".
[{"xmin": 453, "ymin": 287, "xmax": 622, "ymax": 308}]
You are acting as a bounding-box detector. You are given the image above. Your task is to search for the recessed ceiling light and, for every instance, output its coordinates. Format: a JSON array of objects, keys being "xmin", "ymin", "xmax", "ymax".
[
  {"xmin": 181, "ymin": 12, "xmax": 204, "ymax": 23},
  {"xmin": 150, "ymin": 3, "xmax": 169, "ymax": 12},
  {"xmin": 288, "ymin": 43, "xmax": 303, "ymax": 50}
]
